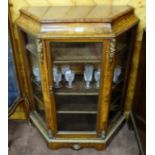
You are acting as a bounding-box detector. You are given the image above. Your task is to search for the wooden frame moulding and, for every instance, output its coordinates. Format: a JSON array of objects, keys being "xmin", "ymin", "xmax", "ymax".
[
  {"xmin": 45, "ymin": 38, "xmax": 104, "ymax": 137},
  {"xmin": 96, "ymin": 38, "xmax": 116, "ymax": 137}
]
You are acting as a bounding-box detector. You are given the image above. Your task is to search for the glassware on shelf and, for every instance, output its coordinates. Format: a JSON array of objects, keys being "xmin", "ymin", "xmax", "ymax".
[
  {"xmin": 53, "ymin": 65, "xmax": 58, "ymax": 74},
  {"xmin": 84, "ymin": 65, "xmax": 94, "ymax": 89},
  {"xmin": 94, "ymin": 69, "xmax": 100, "ymax": 89},
  {"xmin": 61, "ymin": 65, "xmax": 70, "ymax": 75},
  {"xmin": 53, "ymin": 71, "xmax": 62, "ymax": 88},
  {"xmin": 84, "ymin": 64, "xmax": 94, "ymax": 73},
  {"xmin": 64, "ymin": 70, "xmax": 75, "ymax": 88},
  {"xmin": 113, "ymin": 66, "xmax": 122, "ymax": 83},
  {"xmin": 32, "ymin": 67, "xmax": 40, "ymax": 82}
]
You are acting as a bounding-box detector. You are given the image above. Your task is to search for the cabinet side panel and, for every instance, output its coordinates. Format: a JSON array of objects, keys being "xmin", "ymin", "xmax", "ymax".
[{"xmin": 37, "ymin": 40, "xmax": 57, "ymax": 133}]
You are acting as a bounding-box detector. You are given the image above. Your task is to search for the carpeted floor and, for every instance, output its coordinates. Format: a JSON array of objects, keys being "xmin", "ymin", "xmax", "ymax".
[{"xmin": 8, "ymin": 121, "xmax": 139, "ymax": 155}]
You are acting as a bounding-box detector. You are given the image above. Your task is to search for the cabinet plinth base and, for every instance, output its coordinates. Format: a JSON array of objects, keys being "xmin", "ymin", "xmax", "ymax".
[{"xmin": 30, "ymin": 111, "xmax": 125, "ymax": 150}]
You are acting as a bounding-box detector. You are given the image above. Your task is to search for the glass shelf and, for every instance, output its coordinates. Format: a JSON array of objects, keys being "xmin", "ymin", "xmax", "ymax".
[
  {"xmin": 53, "ymin": 71, "xmax": 100, "ymax": 95},
  {"xmin": 54, "ymin": 78, "xmax": 123, "ymax": 96},
  {"xmin": 53, "ymin": 59, "xmax": 100, "ymax": 64},
  {"xmin": 54, "ymin": 79, "xmax": 99, "ymax": 96}
]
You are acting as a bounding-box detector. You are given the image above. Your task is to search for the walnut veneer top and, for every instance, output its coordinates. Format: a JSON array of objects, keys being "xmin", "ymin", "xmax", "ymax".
[
  {"xmin": 20, "ymin": 5, "xmax": 133, "ymax": 23},
  {"xmin": 17, "ymin": 5, "xmax": 139, "ymax": 38}
]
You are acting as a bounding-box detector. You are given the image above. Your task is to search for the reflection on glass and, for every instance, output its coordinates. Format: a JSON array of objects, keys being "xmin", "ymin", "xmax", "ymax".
[
  {"xmin": 65, "ymin": 70, "xmax": 75, "ymax": 88},
  {"xmin": 26, "ymin": 34, "xmax": 37, "ymax": 54},
  {"xmin": 94, "ymin": 69, "xmax": 100, "ymax": 89}
]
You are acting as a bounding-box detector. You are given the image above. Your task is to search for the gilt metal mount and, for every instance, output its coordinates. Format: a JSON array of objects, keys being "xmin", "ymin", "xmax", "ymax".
[
  {"xmin": 36, "ymin": 39, "xmax": 43, "ymax": 63},
  {"xmin": 100, "ymin": 131, "xmax": 106, "ymax": 139},
  {"xmin": 109, "ymin": 39, "xmax": 116, "ymax": 64},
  {"xmin": 48, "ymin": 130, "xmax": 53, "ymax": 139}
]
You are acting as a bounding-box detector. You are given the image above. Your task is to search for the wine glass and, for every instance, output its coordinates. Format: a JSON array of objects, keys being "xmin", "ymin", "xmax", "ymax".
[
  {"xmin": 53, "ymin": 71, "xmax": 62, "ymax": 88},
  {"xmin": 53, "ymin": 65, "xmax": 58, "ymax": 75},
  {"xmin": 84, "ymin": 70, "xmax": 93, "ymax": 89},
  {"xmin": 113, "ymin": 66, "xmax": 122, "ymax": 83},
  {"xmin": 32, "ymin": 67, "xmax": 40, "ymax": 82},
  {"xmin": 85, "ymin": 64, "xmax": 94, "ymax": 73},
  {"xmin": 65, "ymin": 70, "xmax": 75, "ymax": 88},
  {"xmin": 84, "ymin": 65, "xmax": 93, "ymax": 89},
  {"xmin": 94, "ymin": 70, "xmax": 100, "ymax": 89}
]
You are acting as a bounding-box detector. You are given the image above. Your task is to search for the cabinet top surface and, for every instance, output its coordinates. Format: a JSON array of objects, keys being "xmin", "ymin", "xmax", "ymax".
[{"xmin": 20, "ymin": 5, "xmax": 133, "ymax": 23}]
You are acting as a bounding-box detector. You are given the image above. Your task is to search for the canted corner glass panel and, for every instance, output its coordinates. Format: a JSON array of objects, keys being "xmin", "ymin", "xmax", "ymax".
[
  {"xmin": 26, "ymin": 34, "xmax": 37, "ymax": 55},
  {"xmin": 109, "ymin": 33, "xmax": 129, "ymax": 124},
  {"xmin": 22, "ymin": 31, "xmax": 45, "ymax": 121},
  {"xmin": 50, "ymin": 42, "xmax": 102, "ymax": 132}
]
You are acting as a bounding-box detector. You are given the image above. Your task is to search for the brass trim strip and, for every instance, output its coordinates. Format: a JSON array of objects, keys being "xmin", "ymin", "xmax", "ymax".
[
  {"xmin": 53, "ymin": 60, "xmax": 100, "ymax": 64},
  {"xmin": 56, "ymin": 111, "xmax": 97, "ymax": 114},
  {"xmin": 57, "ymin": 131, "xmax": 96, "ymax": 135},
  {"xmin": 55, "ymin": 92, "xmax": 98, "ymax": 96}
]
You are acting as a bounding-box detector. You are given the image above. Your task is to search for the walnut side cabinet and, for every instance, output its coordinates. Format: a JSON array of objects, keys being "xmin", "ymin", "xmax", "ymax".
[{"xmin": 15, "ymin": 5, "xmax": 139, "ymax": 150}]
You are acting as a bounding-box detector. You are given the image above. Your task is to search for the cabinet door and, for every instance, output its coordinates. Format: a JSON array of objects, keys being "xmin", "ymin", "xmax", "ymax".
[
  {"xmin": 8, "ymin": 35, "xmax": 21, "ymax": 114},
  {"xmin": 47, "ymin": 39, "xmax": 103, "ymax": 136},
  {"xmin": 18, "ymin": 31, "xmax": 48, "ymax": 123},
  {"xmin": 8, "ymin": 13, "xmax": 24, "ymax": 117}
]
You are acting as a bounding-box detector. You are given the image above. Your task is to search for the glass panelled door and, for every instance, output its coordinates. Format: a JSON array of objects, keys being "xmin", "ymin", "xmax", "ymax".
[
  {"xmin": 22, "ymin": 32, "xmax": 46, "ymax": 121},
  {"xmin": 50, "ymin": 41, "xmax": 103, "ymax": 132}
]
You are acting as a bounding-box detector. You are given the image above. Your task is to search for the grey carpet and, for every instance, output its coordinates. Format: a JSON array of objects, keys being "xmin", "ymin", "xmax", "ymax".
[{"xmin": 8, "ymin": 121, "xmax": 139, "ymax": 155}]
